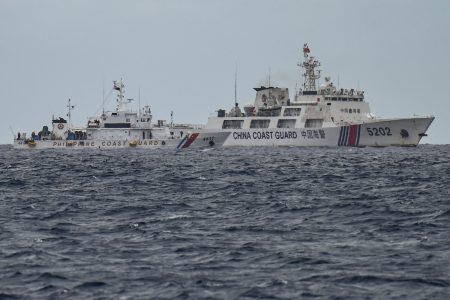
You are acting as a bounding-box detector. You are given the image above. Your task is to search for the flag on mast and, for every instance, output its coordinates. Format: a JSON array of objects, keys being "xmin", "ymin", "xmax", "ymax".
[{"xmin": 303, "ymin": 44, "xmax": 310, "ymax": 54}]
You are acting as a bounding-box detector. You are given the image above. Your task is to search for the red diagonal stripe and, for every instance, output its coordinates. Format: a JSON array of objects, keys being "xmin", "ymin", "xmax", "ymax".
[
  {"xmin": 182, "ymin": 133, "xmax": 199, "ymax": 148},
  {"xmin": 348, "ymin": 125, "xmax": 358, "ymax": 146}
]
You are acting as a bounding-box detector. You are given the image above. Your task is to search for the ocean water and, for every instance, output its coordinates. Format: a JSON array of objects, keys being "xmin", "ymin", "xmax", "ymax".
[{"xmin": 0, "ymin": 144, "xmax": 449, "ymax": 299}]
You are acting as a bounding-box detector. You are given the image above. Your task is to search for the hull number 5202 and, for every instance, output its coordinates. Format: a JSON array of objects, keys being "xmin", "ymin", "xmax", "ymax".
[{"xmin": 367, "ymin": 127, "xmax": 392, "ymax": 136}]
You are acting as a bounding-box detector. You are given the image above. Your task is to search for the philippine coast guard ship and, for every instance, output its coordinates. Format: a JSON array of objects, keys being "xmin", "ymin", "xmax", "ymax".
[
  {"xmin": 204, "ymin": 44, "xmax": 434, "ymax": 147},
  {"xmin": 13, "ymin": 80, "xmax": 228, "ymax": 149}
]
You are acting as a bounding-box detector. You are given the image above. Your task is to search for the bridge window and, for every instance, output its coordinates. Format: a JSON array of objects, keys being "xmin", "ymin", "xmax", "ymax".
[
  {"xmin": 283, "ymin": 107, "xmax": 302, "ymax": 116},
  {"xmin": 277, "ymin": 119, "xmax": 296, "ymax": 128},
  {"xmin": 222, "ymin": 120, "xmax": 244, "ymax": 129},
  {"xmin": 250, "ymin": 119, "xmax": 270, "ymax": 128},
  {"xmin": 305, "ymin": 119, "xmax": 323, "ymax": 128}
]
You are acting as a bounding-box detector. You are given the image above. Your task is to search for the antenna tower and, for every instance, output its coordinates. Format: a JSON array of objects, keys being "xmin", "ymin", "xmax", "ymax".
[
  {"xmin": 67, "ymin": 98, "xmax": 75, "ymax": 130},
  {"xmin": 113, "ymin": 79, "xmax": 127, "ymax": 111},
  {"xmin": 234, "ymin": 64, "xmax": 238, "ymax": 107},
  {"xmin": 299, "ymin": 43, "xmax": 321, "ymax": 91}
]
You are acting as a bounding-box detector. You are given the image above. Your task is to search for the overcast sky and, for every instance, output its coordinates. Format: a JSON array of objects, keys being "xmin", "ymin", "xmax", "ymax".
[{"xmin": 1, "ymin": 0, "xmax": 449, "ymax": 144}]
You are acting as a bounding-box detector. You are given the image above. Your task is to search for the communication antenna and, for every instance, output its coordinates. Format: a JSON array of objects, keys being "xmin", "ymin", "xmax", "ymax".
[
  {"xmin": 102, "ymin": 78, "xmax": 105, "ymax": 115},
  {"xmin": 268, "ymin": 67, "xmax": 271, "ymax": 102},
  {"xmin": 299, "ymin": 43, "xmax": 321, "ymax": 91},
  {"xmin": 9, "ymin": 125, "xmax": 15, "ymax": 138},
  {"xmin": 138, "ymin": 86, "xmax": 141, "ymax": 116},
  {"xmin": 234, "ymin": 63, "xmax": 238, "ymax": 107},
  {"xmin": 67, "ymin": 98, "xmax": 75, "ymax": 130},
  {"xmin": 113, "ymin": 78, "xmax": 127, "ymax": 111}
]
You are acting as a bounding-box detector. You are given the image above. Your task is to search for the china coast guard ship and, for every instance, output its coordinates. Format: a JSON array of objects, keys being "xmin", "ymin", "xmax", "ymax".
[
  {"xmin": 13, "ymin": 80, "xmax": 228, "ymax": 149},
  {"xmin": 203, "ymin": 44, "xmax": 434, "ymax": 147}
]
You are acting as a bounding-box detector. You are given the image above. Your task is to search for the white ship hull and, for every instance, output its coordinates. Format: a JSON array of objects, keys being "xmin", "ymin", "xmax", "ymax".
[
  {"xmin": 13, "ymin": 132, "xmax": 230, "ymax": 150},
  {"xmin": 205, "ymin": 117, "xmax": 433, "ymax": 147},
  {"xmin": 202, "ymin": 44, "xmax": 436, "ymax": 148}
]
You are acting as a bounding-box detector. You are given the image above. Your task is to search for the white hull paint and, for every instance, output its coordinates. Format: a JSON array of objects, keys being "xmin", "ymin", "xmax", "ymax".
[
  {"xmin": 13, "ymin": 132, "xmax": 230, "ymax": 150},
  {"xmin": 204, "ymin": 117, "xmax": 434, "ymax": 147}
]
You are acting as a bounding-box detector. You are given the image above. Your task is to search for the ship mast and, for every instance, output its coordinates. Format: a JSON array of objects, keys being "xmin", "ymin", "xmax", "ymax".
[
  {"xmin": 234, "ymin": 64, "xmax": 238, "ymax": 107},
  {"xmin": 66, "ymin": 98, "xmax": 74, "ymax": 130},
  {"xmin": 299, "ymin": 43, "xmax": 321, "ymax": 92},
  {"xmin": 268, "ymin": 67, "xmax": 271, "ymax": 93},
  {"xmin": 113, "ymin": 79, "xmax": 127, "ymax": 111}
]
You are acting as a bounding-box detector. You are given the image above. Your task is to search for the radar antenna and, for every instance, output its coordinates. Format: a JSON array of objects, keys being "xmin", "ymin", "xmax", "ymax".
[{"xmin": 298, "ymin": 43, "xmax": 321, "ymax": 91}]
